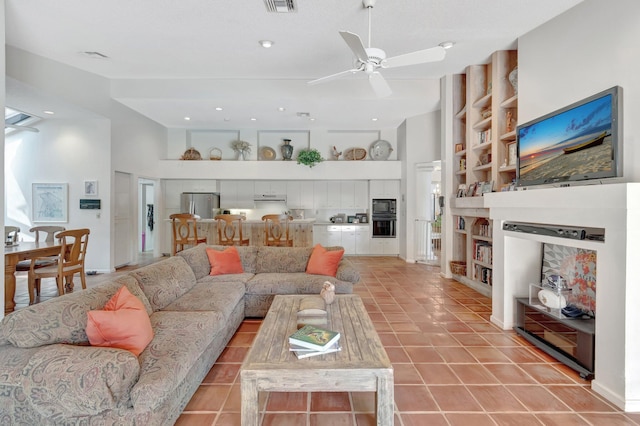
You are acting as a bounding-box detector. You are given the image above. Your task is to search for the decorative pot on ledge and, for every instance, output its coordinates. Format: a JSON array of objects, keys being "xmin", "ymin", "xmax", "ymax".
[{"xmin": 281, "ymin": 139, "xmax": 293, "ymax": 161}]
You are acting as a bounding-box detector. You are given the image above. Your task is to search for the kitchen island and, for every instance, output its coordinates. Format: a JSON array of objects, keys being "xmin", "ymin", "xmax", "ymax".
[{"xmin": 194, "ymin": 218, "xmax": 316, "ymax": 248}]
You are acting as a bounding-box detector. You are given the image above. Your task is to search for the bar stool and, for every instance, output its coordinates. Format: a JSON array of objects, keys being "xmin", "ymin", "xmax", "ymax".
[
  {"xmin": 170, "ymin": 213, "xmax": 207, "ymax": 255},
  {"xmin": 262, "ymin": 214, "xmax": 293, "ymax": 247},
  {"xmin": 215, "ymin": 214, "xmax": 249, "ymax": 246}
]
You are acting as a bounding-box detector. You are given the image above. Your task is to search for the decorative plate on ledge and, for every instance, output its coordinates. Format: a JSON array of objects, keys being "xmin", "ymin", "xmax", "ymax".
[
  {"xmin": 260, "ymin": 146, "xmax": 276, "ymax": 161},
  {"xmin": 370, "ymin": 140, "xmax": 393, "ymax": 161}
]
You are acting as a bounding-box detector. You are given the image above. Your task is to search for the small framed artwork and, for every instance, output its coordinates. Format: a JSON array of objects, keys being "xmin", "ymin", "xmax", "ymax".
[
  {"xmin": 466, "ymin": 183, "xmax": 477, "ymax": 197},
  {"xmin": 455, "ymin": 143, "xmax": 464, "ymax": 153},
  {"xmin": 457, "ymin": 184, "xmax": 466, "ymax": 198},
  {"xmin": 481, "ymin": 181, "xmax": 494, "ymax": 195},
  {"xmin": 84, "ymin": 180, "xmax": 98, "ymax": 196},
  {"xmin": 507, "ymin": 142, "xmax": 517, "ymax": 166},
  {"xmin": 33, "ymin": 183, "xmax": 68, "ymax": 223}
]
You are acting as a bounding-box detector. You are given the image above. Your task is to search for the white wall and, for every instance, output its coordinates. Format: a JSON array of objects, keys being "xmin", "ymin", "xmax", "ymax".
[
  {"xmin": 518, "ymin": 0, "xmax": 640, "ymax": 181},
  {"xmin": 5, "ymin": 119, "xmax": 111, "ymax": 272},
  {"xmin": 1, "ymin": 0, "xmax": 6, "ymax": 317}
]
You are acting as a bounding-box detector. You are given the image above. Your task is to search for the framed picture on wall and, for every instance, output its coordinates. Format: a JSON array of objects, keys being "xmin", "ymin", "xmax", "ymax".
[
  {"xmin": 507, "ymin": 142, "xmax": 517, "ymax": 166},
  {"xmin": 32, "ymin": 183, "xmax": 68, "ymax": 223},
  {"xmin": 84, "ymin": 180, "xmax": 98, "ymax": 196}
]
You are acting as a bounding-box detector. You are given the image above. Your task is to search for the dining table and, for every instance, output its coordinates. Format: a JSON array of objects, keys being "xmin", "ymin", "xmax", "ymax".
[{"xmin": 4, "ymin": 241, "xmax": 61, "ymax": 314}]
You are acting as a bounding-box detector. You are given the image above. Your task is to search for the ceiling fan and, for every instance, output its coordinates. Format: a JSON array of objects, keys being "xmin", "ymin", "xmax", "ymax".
[{"xmin": 307, "ymin": 0, "xmax": 447, "ymax": 98}]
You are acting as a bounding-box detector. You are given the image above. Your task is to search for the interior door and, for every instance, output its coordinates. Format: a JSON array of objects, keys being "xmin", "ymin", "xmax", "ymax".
[{"xmin": 114, "ymin": 171, "xmax": 134, "ymax": 267}]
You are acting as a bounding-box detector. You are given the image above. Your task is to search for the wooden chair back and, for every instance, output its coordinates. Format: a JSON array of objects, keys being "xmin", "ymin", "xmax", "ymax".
[
  {"xmin": 262, "ymin": 214, "xmax": 293, "ymax": 247},
  {"xmin": 30, "ymin": 225, "xmax": 66, "ymax": 242},
  {"xmin": 4, "ymin": 226, "xmax": 20, "ymax": 244},
  {"xmin": 170, "ymin": 213, "xmax": 207, "ymax": 255},
  {"xmin": 215, "ymin": 214, "xmax": 249, "ymax": 246}
]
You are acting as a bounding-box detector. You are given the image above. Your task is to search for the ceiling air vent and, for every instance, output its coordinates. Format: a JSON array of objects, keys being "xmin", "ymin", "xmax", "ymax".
[{"xmin": 264, "ymin": 0, "xmax": 296, "ymax": 13}]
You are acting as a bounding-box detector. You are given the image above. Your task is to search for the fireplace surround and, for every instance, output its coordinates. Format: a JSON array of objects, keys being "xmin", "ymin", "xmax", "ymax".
[{"xmin": 484, "ymin": 183, "xmax": 640, "ymax": 412}]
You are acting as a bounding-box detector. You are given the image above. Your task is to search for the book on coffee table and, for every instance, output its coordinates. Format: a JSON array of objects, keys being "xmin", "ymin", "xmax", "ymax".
[
  {"xmin": 288, "ymin": 324, "xmax": 340, "ymax": 351},
  {"xmin": 290, "ymin": 342, "xmax": 342, "ymax": 359}
]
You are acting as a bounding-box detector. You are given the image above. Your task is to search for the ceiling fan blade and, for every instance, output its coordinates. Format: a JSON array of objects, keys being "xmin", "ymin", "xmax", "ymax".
[
  {"xmin": 383, "ymin": 46, "xmax": 446, "ymax": 69},
  {"xmin": 369, "ymin": 72, "xmax": 392, "ymax": 98},
  {"xmin": 307, "ymin": 68, "xmax": 359, "ymax": 85},
  {"xmin": 339, "ymin": 31, "xmax": 369, "ymax": 63}
]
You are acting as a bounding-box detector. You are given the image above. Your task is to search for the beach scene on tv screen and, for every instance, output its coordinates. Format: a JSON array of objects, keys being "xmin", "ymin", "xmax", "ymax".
[{"xmin": 518, "ymin": 94, "xmax": 613, "ymax": 183}]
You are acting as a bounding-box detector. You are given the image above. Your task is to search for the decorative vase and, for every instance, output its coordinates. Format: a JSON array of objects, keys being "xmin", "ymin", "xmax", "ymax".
[
  {"xmin": 508, "ymin": 66, "xmax": 518, "ymax": 95},
  {"xmin": 281, "ymin": 139, "xmax": 293, "ymax": 161},
  {"xmin": 237, "ymin": 151, "xmax": 246, "ymax": 161}
]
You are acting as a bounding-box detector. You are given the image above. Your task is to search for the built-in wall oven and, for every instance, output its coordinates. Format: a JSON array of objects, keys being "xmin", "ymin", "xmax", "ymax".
[{"xmin": 372, "ymin": 198, "xmax": 397, "ymax": 238}]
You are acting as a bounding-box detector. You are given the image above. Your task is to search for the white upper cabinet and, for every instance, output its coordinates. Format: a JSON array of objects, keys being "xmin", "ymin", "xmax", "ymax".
[
  {"xmin": 370, "ymin": 180, "xmax": 400, "ymax": 199},
  {"xmin": 254, "ymin": 181, "xmax": 286, "ymax": 196}
]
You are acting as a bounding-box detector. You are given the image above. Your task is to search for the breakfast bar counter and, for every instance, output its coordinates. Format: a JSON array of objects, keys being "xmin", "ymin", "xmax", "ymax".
[{"xmin": 195, "ymin": 218, "xmax": 315, "ymax": 247}]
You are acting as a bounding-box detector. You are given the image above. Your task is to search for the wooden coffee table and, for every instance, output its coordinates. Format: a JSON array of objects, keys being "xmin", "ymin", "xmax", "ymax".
[{"xmin": 240, "ymin": 294, "xmax": 394, "ymax": 425}]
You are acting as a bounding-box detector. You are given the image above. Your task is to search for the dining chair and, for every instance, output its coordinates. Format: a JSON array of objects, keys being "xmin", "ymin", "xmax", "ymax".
[
  {"xmin": 262, "ymin": 214, "xmax": 293, "ymax": 247},
  {"xmin": 215, "ymin": 214, "xmax": 249, "ymax": 246},
  {"xmin": 170, "ymin": 213, "xmax": 207, "ymax": 255},
  {"xmin": 27, "ymin": 228, "xmax": 90, "ymax": 304},
  {"xmin": 16, "ymin": 226, "xmax": 66, "ymax": 296},
  {"xmin": 4, "ymin": 226, "xmax": 20, "ymax": 244}
]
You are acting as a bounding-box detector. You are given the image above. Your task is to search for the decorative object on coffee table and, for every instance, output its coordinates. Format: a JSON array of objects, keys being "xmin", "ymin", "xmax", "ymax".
[{"xmin": 320, "ymin": 281, "xmax": 335, "ymax": 305}]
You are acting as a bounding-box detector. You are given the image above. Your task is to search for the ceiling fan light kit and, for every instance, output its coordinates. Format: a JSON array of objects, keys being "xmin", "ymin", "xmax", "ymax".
[{"xmin": 307, "ymin": 0, "xmax": 446, "ymax": 98}]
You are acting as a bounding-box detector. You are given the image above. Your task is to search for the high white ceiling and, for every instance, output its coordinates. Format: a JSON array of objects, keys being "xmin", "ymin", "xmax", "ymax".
[{"xmin": 5, "ymin": 0, "xmax": 582, "ymax": 130}]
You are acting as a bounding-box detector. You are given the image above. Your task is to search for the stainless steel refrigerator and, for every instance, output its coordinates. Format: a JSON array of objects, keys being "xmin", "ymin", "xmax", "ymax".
[{"xmin": 180, "ymin": 192, "xmax": 220, "ymax": 219}]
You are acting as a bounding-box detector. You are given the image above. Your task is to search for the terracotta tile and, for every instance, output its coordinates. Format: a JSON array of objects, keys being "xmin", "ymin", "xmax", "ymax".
[
  {"xmin": 221, "ymin": 384, "xmax": 241, "ymax": 412},
  {"xmin": 404, "ymin": 346, "xmax": 444, "ymax": 363},
  {"xmin": 385, "ymin": 347, "xmax": 411, "ymax": 363},
  {"xmin": 579, "ymin": 413, "xmax": 639, "ymax": 425},
  {"xmin": 377, "ymin": 303, "xmax": 404, "ymax": 313},
  {"xmin": 428, "ymin": 385, "xmax": 483, "ymax": 411},
  {"xmin": 227, "ymin": 332, "xmax": 255, "ymax": 347},
  {"xmin": 519, "ymin": 363, "xmax": 578, "ymax": 384},
  {"xmin": 435, "ymin": 346, "xmax": 477, "ymax": 363},
  {"xmin": 415, "ymin": 321, "xmax": 447, "ymax": 333},
  {"xmin": 445, "ymin": 413, "xmax": 498, "ymax": 426},
  {"xmin": 184, "ymin": 385, "xmax": 232, "ymax": 411},
  {"xmin": 309, "ymin": 412, "xmax": 355, "ymax": 425},
  {"xmin": 534, "ymin": 413, "xmax": 590, "ymax": 425},
  {"xmin": 266, "ymin": 392, "xmax": 308, "ymax": 412},
  {"xmin": 174, "ymin": 413, "xmax": 217, "ymax": 426},
  {"xmin": 485, "ymin": 364, "xmax": 537, "ymax": 384},
  {"xmin": 309, "ymin": 391, "xmax": 352, "ymax": 411},
  {"xmin": 443, "ymin": 322, "xmax": 475, "ymax": 333},
  {"xmin": 426, "ymin": 332, "xmax": 461, "ymax": 346},
  {"xmin": 392, "ymin": 363, "xmax": 424, "ymax": 385},
  {"xmin": 394, "ymin": 385, "xmax": 439, "ymax": 411},
  {"xmin": 217, "ymin": 346, "xmax": 249, "ymax": 363},
  {"xmin": 401, "ymin": 413, "xmax": 448, "ymax": 426},
  {"xmin": 466, "ymin": 346, "xmax": 512, "ymax": 363},
  {"xmin": 506, "ymin": 385, "xmax": 571, "ymax": 411},
  {"xmin": 547, "ymin": 386, "xmax": 617, "ymax": 412},
  {"xmin": 353, "ymin": 413, "xmax": 376, "ymax": 426},
  {"xmin": 497, "ymin": 347, "xmax": 547, "ymax": 363},
  {"xmin": 490, "ymin": 413, "xmax": 546, "ymax": 426},
  {"xmin": 261, "ymin": 413, "xmax": 307, "ymax": 426},
  {"xmin": 202, "ymin": 363, "xmax": 240, "ymax": 384},
  {"xmin": 372, "ymin": 321, "xmax": 393, "ymax": 332},
  {"xmin": 449, "ymin": 364, "xmax": 499, "ymax": 384},
  {"xmin": 414, "ymin": 363, "xmax": 461, "ymax": 385},
  {"xmin": 378, "ymin": 333, "xmax": 401, "ymax": 346},
  {"xmin": 467, "ymin": 322, "xmax": 504, "ymax": 333},
  {"xmin": 390, "ymin": 322, "xmax": 421, "ymax": 332},
  {"xmin": 351, "ymin": 392, "xmax": 376, "ymax": 412},
  {"xmin": 213, "ymin": 412, "xmax": 241, "ymax": 426},
  {"xmin": 452, "ymin": 333, "xmax": 490, "ymax": 346},
  {"xmin": 237, "ymin": 320, "xmax": 262, "ymax": 332},
  {"xmin": 467, "ymin": 385, "xmax": 526, "ymax": 411},
  {"xmin": 396, "ymin": 332, "xmax": 431, "ymax": 346},
  {"xmin": 482, "ymin": 333, "xmax": 520, "ymax": 346},
  {"xmin": 453, "ymin": 312, "xmax": 486, "ymax": 322}
]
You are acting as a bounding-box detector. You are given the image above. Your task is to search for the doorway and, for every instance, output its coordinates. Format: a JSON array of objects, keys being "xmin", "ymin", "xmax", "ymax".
[
  {"xmin": 138, "ymin": 178, "xmax": 156, "ymax": 259},
  {"xmin": 415, "ymin": 161, "xmax": 442, "ymax": 265}
]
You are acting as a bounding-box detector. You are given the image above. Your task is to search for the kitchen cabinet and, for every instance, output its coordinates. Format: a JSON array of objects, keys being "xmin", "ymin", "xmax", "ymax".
[
  {"xmin": 355, "ymin": 227, "xmax": 370, "ymax": 254},
  {"xmin": 354, "ymin": 181, "xmax": 369, "ymax": 210},
  {"xmin": 313, "ymin": 181, "xmax": 328, "ymax": 209},
  {"xmin": 313, "ymin": 225, "xmax": 328, "ymax": 246},
  {"xmin": 254, "ymin": 180, "xmax": 286, "ymax": 196},
  {"xmin": 286, "ymin": 181, "xmax": 314, "ymax": 209},
  {"xmin": 370, "ymin": 180, "xmax": 400, "ymax": 199},
  {"xmin": 370, "ymin": 238, "xmax": 399, "ymax": 255},
  {"xmin": 326, "ymin": 225, "xmax": 343, "ymax": 247},
  {"xmin": 340, "ymin": 226, "xmax": 356, "ymax": 254},
  {"xmin": 327, "ymin": 181, "xmax": 341, "ymax": 208},
  {"xmin": 220, "ymin": 180, "xmax": 254, "ymax": 209}
]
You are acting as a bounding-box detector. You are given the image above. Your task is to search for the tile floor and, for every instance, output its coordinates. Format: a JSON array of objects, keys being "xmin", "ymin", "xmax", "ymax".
[{"xmin": 11, "ymin": 255, "xmax": 640, "ymax": 425}]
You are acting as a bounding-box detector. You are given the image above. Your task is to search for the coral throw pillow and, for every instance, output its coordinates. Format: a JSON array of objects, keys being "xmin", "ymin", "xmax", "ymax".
[
  {"xmin": 306, "ymin": 244, "xmax": 344, "ymax": 277},
  {"xmin": 206, "ymin": 246, "xmax": 244, "ymax": 275},
  {"xmin": 86, "ymin": 286, "xmax": 154, "ymax": 356}
]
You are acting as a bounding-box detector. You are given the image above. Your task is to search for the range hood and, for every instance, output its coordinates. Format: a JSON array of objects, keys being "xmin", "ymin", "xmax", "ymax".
[{"xmin": 254, "ymin": 194, "xmax": 287, "ymax": 202}]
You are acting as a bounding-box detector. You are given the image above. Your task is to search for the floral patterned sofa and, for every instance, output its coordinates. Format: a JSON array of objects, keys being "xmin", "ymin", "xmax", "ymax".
[{"xmin": 0, "ymin": 244, "xmax": 359, "ymax": 425}]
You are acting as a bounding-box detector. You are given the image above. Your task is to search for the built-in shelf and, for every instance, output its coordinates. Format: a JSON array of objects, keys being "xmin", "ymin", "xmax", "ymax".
[
  {"xmin": 473, "ymin": 117, "xmax": 492, "ymax": 131},
  {"xmin": 500, "ymin": 94, "xmax": 518, "ymax": 109},
  {"xmin": 499, "ymin": 165, "xmax": 517, "ymax": 172},
  {"xmin": 500, "ymin": 130, "xmax": 516, "ymax": 141},
  {"xmin": 455, "ymin": 149, "xmax": 467, "ymax": 157},
  {"xmin": 455, "ymin": 106, "xmax": 467, "ymax": 119},
  {"xmin": 473, "ymin": 93, "xmax": 492, "ymax": 109},
  {"xmin": 473, "ymin": 163, "xmax": 492, "ymax": 172},
  {"xmin": 472, "ymin": 142, "xmax": 492, "ymax": 151}
]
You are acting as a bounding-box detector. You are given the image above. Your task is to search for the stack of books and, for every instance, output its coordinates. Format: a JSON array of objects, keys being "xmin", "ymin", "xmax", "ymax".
[{"xmin": 288, "ymin": 324, "xmax": 341, "ymax": 359}]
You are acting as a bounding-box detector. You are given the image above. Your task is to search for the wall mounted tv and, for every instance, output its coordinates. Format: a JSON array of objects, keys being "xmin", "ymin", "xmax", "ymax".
[{"xmin": 516, "ymin": 86, "xmax": 622, "ymax": 188}]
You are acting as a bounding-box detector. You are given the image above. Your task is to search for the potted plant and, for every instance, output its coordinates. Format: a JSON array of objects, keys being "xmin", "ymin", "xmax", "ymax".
[
  {"xmin": 297, "ymin": 148, "xmax": 324, "ymax": 168},
  {"xmin": 231, "ymin": 140, "xmax": 251, "ymax": 160}
]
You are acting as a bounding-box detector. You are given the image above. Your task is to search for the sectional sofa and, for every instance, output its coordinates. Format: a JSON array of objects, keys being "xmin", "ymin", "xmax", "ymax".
[{"xmin": 0, "ymin": 244, "xmax": 359, "ymax": 425}]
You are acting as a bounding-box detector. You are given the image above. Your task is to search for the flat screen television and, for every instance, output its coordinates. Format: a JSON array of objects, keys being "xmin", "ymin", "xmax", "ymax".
[{"xmin": 516, "ymin": 86, "xmax": 622, "ymax": 188}]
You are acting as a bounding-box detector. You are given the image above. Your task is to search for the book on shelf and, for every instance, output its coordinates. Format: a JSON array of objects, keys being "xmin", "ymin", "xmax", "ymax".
[
  {"xmin": 289, "ymin": 324, "xmax": 340, "ymax": 352},
  {"xmin": 290, "ymin": 342, "xmax": 342, "ymax": 359}
]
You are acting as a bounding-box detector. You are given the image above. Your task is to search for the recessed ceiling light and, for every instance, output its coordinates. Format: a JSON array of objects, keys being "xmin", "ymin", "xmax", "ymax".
[
  {"xmin": 439, "ymin": 41, "xmax": 455, "ymax": 49},
  {"xmin": 297, "ymin": 112, "xmax": 311, "ymax": 118},
  {"xmin": 224, "ymin": 118, "xmax": 231, "ymax": 122},
  {"xmin": 278, "ymin": 107, "xmax": 286, "ymax": 112},
  {"xmin": 372, "ymin": 118, "xmax": 378, "ymax": 121},
  {"xmin": 309, "ymin": 118, "xmax": 315, "ymax": 121},
  {"xmin": 43, "ymin": 110, "xmax": 55, "ymax": 115},
  {"xmin": 215, "ymin": 107, "xmax": 223, "ymax": 111},
  {"xmin": 250, "ymin": 117, "xmax": 257, "ymax": 121},
  {"xmin": 184, "ymin": 116, "xmax": 191, "ymax": 121},
  {"xmin": 259, "ymin": 40, "xmax": 274, "ymax": 48}
]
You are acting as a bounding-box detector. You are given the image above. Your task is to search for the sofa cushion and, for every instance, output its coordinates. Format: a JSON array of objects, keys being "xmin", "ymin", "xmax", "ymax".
[
  {"xmin": 196, "ymin": 272, "xmax": 255, "ymax": 285},
  {"xmin": 86, "ymin": 286, "xmax": 154, "ymax": 356},
  {"xmin": 22, "ymin": 344, "xmax": 140, "ymax": 418},
  {"xmin": 162, "ymin": 281, "xmax": 245, "ymax": 320},
  {"xmin": 206, "ymin": 246, "xmax": 244, "ymax": 275},
  {"xmin": 246, "ymin": 273, "xmax": 354, "ymax": 296},
  {"xmin": 179, "ymin": 244, "xmax": 258, "ymax": 278},
  {"xmin": 130, "ymin": 256, "xmax": 197, "ymax": 312},
  {"xmin": 1, "ymin": 276, "xmax": 151, "ymax": 348},
  {"xmin": 306, "ymin": 244, "xmax": 344, "ymax": 276},
  {"xmin": 130, "ymin": 310, "xmax": 224, "ymax": 412},
  {"xmin": 255, "ymin": 246, "xmax": 313, "ymax": 273}
]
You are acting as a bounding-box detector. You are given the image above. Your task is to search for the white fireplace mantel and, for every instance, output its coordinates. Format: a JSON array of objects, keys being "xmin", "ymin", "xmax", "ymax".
[{"xmin": 484, "ymin": 183, "xmax": 640, "ymax": 412}]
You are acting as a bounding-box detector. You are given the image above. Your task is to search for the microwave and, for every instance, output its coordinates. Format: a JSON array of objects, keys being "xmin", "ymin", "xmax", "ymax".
[{"xmin": 372, "ymin": 198, "xmax": 396, "ymax": 215}]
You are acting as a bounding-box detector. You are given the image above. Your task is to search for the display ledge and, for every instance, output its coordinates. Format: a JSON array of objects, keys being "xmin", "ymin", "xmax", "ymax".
[
  {"xmin": 314, "ymin": 222, "xmax": 370, "ymax": 227},
  {"xmin": 159, "ymin": 160, "xmax": 401, "ymax": 180},
  {"xmin": 451, "ymin": 196, "xmax": 487, "ymax": 209}
]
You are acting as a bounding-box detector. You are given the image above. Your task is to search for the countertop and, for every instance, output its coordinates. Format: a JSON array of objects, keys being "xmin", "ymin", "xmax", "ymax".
[
  {"xmin": 314, "ymin": 222, "xmax": 370, "ymax": 227},
  {"xmin": 168, "ymin": 218, "xmax": 316, "ymax": 224}
]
